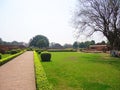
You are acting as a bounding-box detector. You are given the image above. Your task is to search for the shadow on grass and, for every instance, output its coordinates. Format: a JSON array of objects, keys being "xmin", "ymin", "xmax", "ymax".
[
  {"xmin": 87, "ymin": 57, "xmax": 120, "ymax": 71},
  {"xmin": 82, "ymin": 81, "xmax": 111, "ymax": 90}
]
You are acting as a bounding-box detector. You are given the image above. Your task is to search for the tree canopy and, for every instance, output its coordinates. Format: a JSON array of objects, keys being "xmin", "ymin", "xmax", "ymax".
[
  {"xmin": 29, "ymin": 35, "xmax": 49, "ymax": 48},
  {"xmin": 73, "ymin": 41, "xmax": 79, "ymax": 49},
  {"xmin": 74, "ymin": 0, "xmax": 120, "ymax": 50}
]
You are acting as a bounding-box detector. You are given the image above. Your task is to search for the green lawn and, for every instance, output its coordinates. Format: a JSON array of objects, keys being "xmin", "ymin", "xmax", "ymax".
[{"xmin": 41, "ymin": 52, "xmax": 120, "ymax": 90}]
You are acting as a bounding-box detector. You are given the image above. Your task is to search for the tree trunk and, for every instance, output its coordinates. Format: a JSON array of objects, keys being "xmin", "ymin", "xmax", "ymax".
[{"xmin": 110, "ymin": 50, "xmax": 120, "ymax": 57}]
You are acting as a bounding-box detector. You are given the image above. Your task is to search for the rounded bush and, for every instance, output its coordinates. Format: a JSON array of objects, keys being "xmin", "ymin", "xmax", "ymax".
[
  {"xmin": 0, "ymin": 53, "xmax": 2, "ymax": 59},
  {"xmin": 10, "ymin": 50, "xmax": 18, "ymax": 54},
  {"xmin": 41, "ymin": 52, "xmax": 51, "ymax": 62}
]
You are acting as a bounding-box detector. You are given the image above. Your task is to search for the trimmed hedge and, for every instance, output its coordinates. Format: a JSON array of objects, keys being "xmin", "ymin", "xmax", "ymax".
[
  {"xmin": 37, "ymin": 51, "xmax": 41, "ymax": 54},
  {"xmin": 48, "ymin": 49, "xmax": 76, "ymax": 52},
  {"xmin": 0, "ymin": 51, "xmax": 25, "ymax": 66},
  {"xmin": 41, "ymin": 52, "xmax": 51, "ymax": 62},
  {"xmin": 33, "ymin": 51, "xmax": 52, "ymax": 90},
  {"xmin": 10, "ymin": 50, "xmax": 18, "ymax": 54},
  {"xmin": 0, "ymin": 53, "xmax": 2, "ymax": 59},
  {"xmin": 35, "ymin": 49, "xmax": 42, "ymax": 54},
  {"xmin": 5, "ymin": 49, "xmax": 21, "ymax": 54}
]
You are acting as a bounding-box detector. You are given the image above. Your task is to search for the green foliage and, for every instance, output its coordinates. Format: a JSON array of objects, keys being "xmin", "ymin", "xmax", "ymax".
[
  {"xmin": 48, "ymin": 49, "xmax": 76, "ymax": 52},
  {"xmin": 41, "ymin": 52, "xmax": 51, "ymax": 62},
  {"xmin": 37, "ymin": 51, "xmax": 41, "ymax": 54},
  {"xmin": 42, "ymin": 52, "xmax": 120, "ymax": 90},
  {"xmin": 0, "ymin": 51, "xmax": 25, "ymax": 66},
  {"xmin": 29, "ymin": 35, "xmax": 49, "ymax": 48},
  {"xmin": 26, "ymin": 48, "xmax": 33, "ymax": 51},
  {"xmin": 5, "ymin": 49, "xmax": 21, "ymax": 54},
  {"xmin": 10, "ymin": 50, "xmax": 18, "ymax": 54},
  {"xmin": 33, "ymin": 51, "xmax": 52, "ymax": 90},
  {"xmin": 73, "ymin": 41, "xmax": 78, "ymax": 49},
  {"xmin": 79, "ymin": 40, "xmax": 95, "ymax": 48},
  {"xmin": 35, "ymin": 49, "xmax": 42, "ymax": 54},
  {"xmin": 0, "ymin": 53, "xmax": 2, "ymax": 59}
]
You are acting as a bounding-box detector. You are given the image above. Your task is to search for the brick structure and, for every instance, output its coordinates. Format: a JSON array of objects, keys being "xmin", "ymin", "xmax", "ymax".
[
  {"xmin": 0, "ymin": 45, "xmax": 26, "ymax": 54},
  {"xmin": 89, "ymin": 45, "xmax": 109, "ymax": 51}
]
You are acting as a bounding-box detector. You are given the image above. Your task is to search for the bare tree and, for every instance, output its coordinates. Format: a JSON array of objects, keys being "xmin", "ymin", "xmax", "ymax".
[{"xmin": 74, "ymin": 0, "xmax": 120, "ymax": 52}]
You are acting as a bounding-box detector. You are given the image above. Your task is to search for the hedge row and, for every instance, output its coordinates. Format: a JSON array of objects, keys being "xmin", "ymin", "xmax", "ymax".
[
  {"xmin": 0, "ymin": 51, "xmax": 25, "ymax": 66},
  {"xmin": 33, "ymin": 51, "xmax": 52, "ymax": 90},
  {"xmin": 0, "ymin": 53, "xmax": 2, "ymax": 59},
  {"xmin": 48, "ymin": 49, "xmax": 76, "ymax": 52},
  {"xmin": 6, "ymin": 49, "xmax": 21, "ymax": 54}
]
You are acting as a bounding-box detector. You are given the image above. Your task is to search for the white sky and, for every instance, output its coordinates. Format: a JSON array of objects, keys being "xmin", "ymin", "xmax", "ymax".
[{"xmin": 0, "ymin": 0, "xmax": 106, "ymax": 45}]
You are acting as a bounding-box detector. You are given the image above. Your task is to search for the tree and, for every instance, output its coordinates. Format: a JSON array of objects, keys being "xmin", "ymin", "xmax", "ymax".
[
  {"xmin": 79, "ymin": 40, "xmax": 95, "ymax": 48},
  {"xmin": 11, "ymin": 41, "xmax": 19, "ymax": 45},
  {"xmin": 73, "ymin": 41, "xmax": 79, "ymax": 49},
  {"xmin": 50, "ymin": 42, "xmax": 63, "ymax": 49},
  {"xmin": 74, "ymin": 0, "xmax": 120, "ymax": 51},
  {"xmin": 29, "ymin": 35, "xmax": 49, "ymax": 48},
  {"xmin": 0, "ymin": 38, "xmax": 3, "ymax": 44},
  {"xmin": 63, "ymin": 44, "xmax": 73, "ymax": 48},
  {"xmin": 96, "ymin": 41, "xmax": 106, "ymax": 45}
]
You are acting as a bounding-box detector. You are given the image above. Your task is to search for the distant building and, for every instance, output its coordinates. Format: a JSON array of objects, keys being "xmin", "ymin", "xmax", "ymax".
[{"xmin": 89, "ymin": 45, "xmax": 109, "ymax": 51}]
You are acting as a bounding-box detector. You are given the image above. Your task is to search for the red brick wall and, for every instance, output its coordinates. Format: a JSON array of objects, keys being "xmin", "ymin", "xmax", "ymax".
[{"xmin": 0, "ymin": 45, "xmax": 26, "ymax": 53}]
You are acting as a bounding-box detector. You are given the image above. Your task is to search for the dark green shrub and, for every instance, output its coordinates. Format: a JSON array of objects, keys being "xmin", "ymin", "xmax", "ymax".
[
  {"xmin": 41, "ymin": 52, "xmax": 51, "ymax": 62},
  {"xmin": 35, "ymin": 49, "xmax": 41, "ymax": 54},
  {"xmin": 10, "ymin": 50, "xmax": 18, "ymax": 54},
  {"xmin": 48, "ymin": 49, "xmax": 76, "ymax": 52},
  {"xmin": 35, "ymin": 49, "xmax": 40, "ymax": 52},
  {"xmin": 27, "ymin": 48, "xmax": 33, "ymax": 51},
  {"xmin": 37, "ymin": 51, "xmax": 41, "ymax": 54},
  {"xmin": 6, "ymin": 51, "xmax": 11, "ymax": 54},
  {"xmin": 16, "ymin": 49, "xmax": 21, "ymax": 53},
  {"xmin": 0, "ymin": 53, "xmax": 2, "ymax": 59}
]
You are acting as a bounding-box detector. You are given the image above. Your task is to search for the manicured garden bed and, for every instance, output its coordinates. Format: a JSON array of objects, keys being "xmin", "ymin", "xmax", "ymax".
[
  {"xmin": 41, "ymin": 52, "xmax": 120, "ymax": 90},
  {"xmin": 33, "ymin": 51, "xmax": 52, "ymax": 90},
  {"xmin": 0, "ymin": 51, "xmax": 25, "ymax": 66}
]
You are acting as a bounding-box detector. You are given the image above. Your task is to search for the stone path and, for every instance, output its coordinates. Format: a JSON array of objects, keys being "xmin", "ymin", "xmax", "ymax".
[{"xmin": 0, "ymin": 51, "xmax": 36, "ymax": 90}]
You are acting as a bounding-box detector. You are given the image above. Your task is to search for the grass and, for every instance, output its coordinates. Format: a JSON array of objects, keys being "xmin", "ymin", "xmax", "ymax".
[
  {"xmin": 33, "ymin": 51, "xmax": 52, "ymax": 90},
  {"xmin": 41, "ymin": 52, "xmax": 120, "ymax": 90},
  {"xmin": 0, "ymin": 51, "xmax": 25, "ymax": 66}
]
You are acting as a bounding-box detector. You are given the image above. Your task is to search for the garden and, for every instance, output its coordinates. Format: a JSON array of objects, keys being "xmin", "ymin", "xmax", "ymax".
[
  {"xmin": 34, "ymin": 51, "xmax": 120, "ymax": 90},
  {"xmin": 0, "ymin": 49, "xmax": 25, "ymax": 66}
]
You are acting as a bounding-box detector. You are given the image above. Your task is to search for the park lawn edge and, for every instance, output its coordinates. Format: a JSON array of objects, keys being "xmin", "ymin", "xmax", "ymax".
[
  {"xmin": 33, "ymin": 51, "xmax": 52, "ymax": 90},
  {"xmin": 0, "ymin": 50, "xmax": 25, "ymax": 66}
]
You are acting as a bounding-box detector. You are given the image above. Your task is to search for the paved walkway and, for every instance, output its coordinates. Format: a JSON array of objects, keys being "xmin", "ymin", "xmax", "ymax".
[{"xmin": 0, "ymin": 51, "xmax": 36, "ymax": 90}]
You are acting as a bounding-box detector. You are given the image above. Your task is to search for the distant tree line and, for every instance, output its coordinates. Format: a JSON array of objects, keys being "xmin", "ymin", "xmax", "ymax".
[
  {"xmin": 0, "ymin": 38, "xmax": 26, "ymax": 46},
  {"xmin": 49, "ymin": 42, "xmax": 73, "ymax": 49},
  {"xmin": 73, "ymin": 40, "xmax": 107, "ymax": 49}
]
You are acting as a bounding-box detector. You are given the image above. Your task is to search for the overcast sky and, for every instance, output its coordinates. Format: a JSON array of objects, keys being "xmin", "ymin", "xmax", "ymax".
[{"xmin": 0, "ymin": 0, "xmax": 106, "ymax": 45}]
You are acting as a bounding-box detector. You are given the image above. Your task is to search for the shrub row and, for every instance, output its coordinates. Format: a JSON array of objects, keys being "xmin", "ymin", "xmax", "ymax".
[
  {"xmin": 33, "ymin": 51, "xmax": 52, "ymax": 90},
  {"xmin": 26, "ymin": 48, "xmax": 33, "ymax": 51},
  {"xmin": 5, "ymin": 49, "xmax": 21, "ymax": 54},
  {"xmin": 35, "ymin": 49, "xmax": 42, "ymax": 54},
  {"xmin": 48, "ymin": 49, "xmax": 76, "ymax": 52},
  {"xmin": 0, "ymin": 51, "xmax": 25, "ymax": 66},
  {"xmin": 35, "ymin": 49, "xmax": 51, "ymax": 62},
  {"xmin": 0, "ymin": 53, "xmax": 2, "ymax": 59}
]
